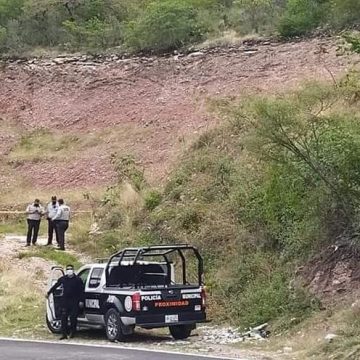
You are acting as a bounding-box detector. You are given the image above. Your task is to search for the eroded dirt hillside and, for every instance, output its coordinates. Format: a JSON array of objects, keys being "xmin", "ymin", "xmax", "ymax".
[{"xmin": 0, "ymin": 38, "xmax": 353, "ymax": 191}]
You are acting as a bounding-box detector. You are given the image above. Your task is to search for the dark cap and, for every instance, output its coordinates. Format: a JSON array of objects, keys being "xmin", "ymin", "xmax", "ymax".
[
  {"xmin": 51, "ymin": 196, "xmax": 57, "ymax": 201},
  {"xmin": 66, "ymin": 264, "xmax": 74, "ymax": 270},
  {"xmin": 34, "ymin": 199, "xmax": 40, "ymax": 203}
]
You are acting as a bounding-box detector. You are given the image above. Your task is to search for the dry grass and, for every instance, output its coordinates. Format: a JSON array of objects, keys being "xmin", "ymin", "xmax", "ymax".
[
  {"xmin": 241, "ymin": 292, "xmax": 360, "ymax": 360},
  {"xmin": 6, "ymin": 124, "xmax": 152, "ymax": 164},
  {"xmin": 0, "ymin": 184, "xmax": 105, "ymax": 210},
  {"xmin": 7, "ymin": 129, "xmax": 99, "ymax": 163},
  {"xmin": 197, "ymin": 30, "xmax": 263, "ymax": 49},
  {"xmin": 121, "ymin": 182, "xmax": 144, "ymax": 210}
]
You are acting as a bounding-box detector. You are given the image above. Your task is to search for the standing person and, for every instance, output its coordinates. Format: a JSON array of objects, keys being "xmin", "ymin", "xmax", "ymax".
[
  {"xmin": 52, "ymin": 198, "xmax": 70, "ymax": 251},
  {"xmin": 45, "ymin": 196, "xmax": 59, "ymax": 246},
  {"xmin": 25, "ymin": 199, "xmax": 44, "ymax": 246},
  {"xmin": 46, "ymin": 265, "xmax": 84, "ymax": 339}
]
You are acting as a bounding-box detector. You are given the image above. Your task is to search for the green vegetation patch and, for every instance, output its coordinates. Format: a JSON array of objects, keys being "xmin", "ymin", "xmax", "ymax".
[
  {"xmin": 76, "ymin": 73, "xmax": 360, "ymax": 331},
  {"xmin": 7, "ymin": 129, "xmax": 98, "ymax": 164},
  {"xmin": 0, "ymin": 0, "xmax": 360, "ymax": 55},
  {"xmin": 0, "ymin": 218, "xmax": 27, "ymax": 235},
  {"xmin": 18, "ymin": 247, "xmax": 82, "ymax": 269},
  {"xmin": 0, "ymin": 262, "xmax": 46, "ymax": 337}
]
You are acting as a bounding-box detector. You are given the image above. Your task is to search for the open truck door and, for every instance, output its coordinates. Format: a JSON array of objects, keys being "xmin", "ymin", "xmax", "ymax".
[{"xmin": 46, "ymin": 266, "xmax": 64, "ymax": 334}]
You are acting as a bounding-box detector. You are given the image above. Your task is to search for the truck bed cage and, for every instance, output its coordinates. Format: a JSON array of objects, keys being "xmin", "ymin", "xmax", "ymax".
[{"xmin": 105, "ymin": 244, "xmax": 204, "ymax": 287}]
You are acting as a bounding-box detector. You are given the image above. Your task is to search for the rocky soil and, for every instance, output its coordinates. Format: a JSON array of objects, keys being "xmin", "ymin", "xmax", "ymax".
[
  {"xmin": 0, "ymin": 235, "xmax": 51, "ymax": 290},
  {"xmin": 0, "ymin": 38, "xmax": 355, "ymax": 192}
]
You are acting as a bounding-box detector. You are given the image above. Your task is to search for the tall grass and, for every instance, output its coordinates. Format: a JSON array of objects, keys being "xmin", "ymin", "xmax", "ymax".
[{"xmin": 0, "ymin": 267, "xmax": 45, "ymax": 336}]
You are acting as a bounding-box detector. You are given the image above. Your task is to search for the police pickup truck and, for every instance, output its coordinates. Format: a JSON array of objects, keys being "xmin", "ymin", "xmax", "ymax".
[{"xmin": 46, "ymin": 245, "xmax": 207, "ymax": 341}]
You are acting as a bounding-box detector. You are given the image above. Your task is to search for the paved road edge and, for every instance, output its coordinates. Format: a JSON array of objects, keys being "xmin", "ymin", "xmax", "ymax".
[{"xmin": 0, "ymin": 337, "xmax": 242, "ymax": 360}]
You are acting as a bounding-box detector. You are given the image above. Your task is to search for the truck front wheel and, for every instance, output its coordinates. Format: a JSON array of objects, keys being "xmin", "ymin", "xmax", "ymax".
[
  {"xmin": 105, "ymin": 308, "xmax": 126, "ymax": 342},
  {"xmin": 46, "ymin": 315, "xmax": 62, "ymax": 334},
  {"xmin": 169, "ymin": 325, "xmax": 193, "ymax": 340}
]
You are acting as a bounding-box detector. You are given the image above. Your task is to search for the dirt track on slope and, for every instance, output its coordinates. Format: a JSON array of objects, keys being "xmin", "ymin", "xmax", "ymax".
[{"xmin": 0, "ymin": 38, "xmax": 355, "ymax": 190}]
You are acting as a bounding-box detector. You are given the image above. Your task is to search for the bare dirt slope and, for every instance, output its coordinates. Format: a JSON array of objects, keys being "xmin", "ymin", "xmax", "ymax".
[{"xmin": 0, "ymin": 38, "xmax": 353, "ymax": 191}]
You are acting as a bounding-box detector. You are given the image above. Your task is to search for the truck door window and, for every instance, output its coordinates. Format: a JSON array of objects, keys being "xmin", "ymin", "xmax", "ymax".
[
  {"xmin": 78, "ymin": 269, "xmax": 90, "ymax": 285},
  {"xmin": 88, "ymin": 267, "xmax": 104, "ymax": 288}
]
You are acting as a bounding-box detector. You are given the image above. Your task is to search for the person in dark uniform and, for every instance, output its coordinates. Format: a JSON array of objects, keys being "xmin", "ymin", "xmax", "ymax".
[
  {"xmin": 46, "ymin": 264, "xmax": 84, "ymax": 339},
  {"xmin": 51, "ymin": 198, "xmax": 70, "ymax": 251}
]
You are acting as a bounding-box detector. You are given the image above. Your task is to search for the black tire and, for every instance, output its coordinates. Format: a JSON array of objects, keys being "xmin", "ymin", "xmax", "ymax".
[
  {"xmin": 46, "ymin": 315, "xmax": 62, "ymax": 334},
  {"xmin": 169, "ymin": 325, "xmax": 193, "ymax": 340},
  {"xmin": 105, "ymin": 308, "xmax": 126, "ymax": 342}
]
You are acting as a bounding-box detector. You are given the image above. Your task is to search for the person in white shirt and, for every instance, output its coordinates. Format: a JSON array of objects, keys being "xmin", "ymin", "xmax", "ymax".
[
  {"xmin": 25, "ymin": 199, "xmax": 44, "ymax": 246},
  {"xmin": 52, "ymin": 198, "xmax": 70, "ymax": 251},
  {"xmin": 45, "ymin": 196, "xmax": 59, "ymax": 246}
]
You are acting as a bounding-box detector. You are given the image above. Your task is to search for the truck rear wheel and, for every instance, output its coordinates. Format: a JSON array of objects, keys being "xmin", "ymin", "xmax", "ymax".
[
  {"xmin": 169, "ymin": 325, "xmax": 193, "ymax": 340},
  {"xmin": 105, "ymin": 308, "xmax": 126, "ymax": 342}
]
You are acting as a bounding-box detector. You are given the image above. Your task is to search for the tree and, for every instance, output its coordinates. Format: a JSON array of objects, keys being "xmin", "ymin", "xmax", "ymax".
[
  {"xmin": 21, "ymin": 0, "xmax": 66, "ymax": 46},
  {"xmin": 125, "ymin": 0, "xmax": 206, "ymax": 53},
  {"xmin": 0, "ymin": 0, "xmax": 25, "ymax": 26},
  {"xmin": 278, "ymin": 0, "xmax": 330, "ymax": 37},
  {"xmin": 238, "ymin": 81, "xmax": 360, "ymax": 232},
  {"xmin": 331, "ymin": 0, "xmax": 360, "ymax": 27},
  {"xmin": 234, "ymin": 0, "xmax": 273, "ymax": 33}
]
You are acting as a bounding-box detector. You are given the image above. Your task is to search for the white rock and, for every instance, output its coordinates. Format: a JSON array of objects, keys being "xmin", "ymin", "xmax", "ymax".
[
  {"xmin": 325, "ymin": 334, "xmax": 337, "ymax": 343},
  {"xmin": 187, "ymin": 51, "xmax": 204, "ymax": 58}
]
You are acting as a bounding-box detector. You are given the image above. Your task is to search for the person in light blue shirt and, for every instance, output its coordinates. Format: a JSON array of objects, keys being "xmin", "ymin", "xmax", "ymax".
[
  {"xmin": 25, "ymin": 199, "xmax": 44, "ymax": 246},
  {"xmin": 52, "ymin": 199, "xmax": 70, "ymax": 251},
  {"xmin": 45, "ymin": 196, "xmax": 59, "ymax": 246}
]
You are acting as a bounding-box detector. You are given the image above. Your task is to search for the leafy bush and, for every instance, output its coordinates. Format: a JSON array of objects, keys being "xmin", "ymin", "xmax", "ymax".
[
  {"xmin": 278, "ymin": 0, "xmax": 329, "ymax": 37},
  {"xmin": 0, "ymin": 25, "xmax": 5, "ymax": 49},
  {"xmin": 224, "ymin": 264, "xmax": 317, "ymax": 327},
  {"xmin": 101, "ymin": 208, "xmax": 124, "ymax": 230},
  {"xmin": 0, "ymin": 0, "xmax": 359, "ymax": 54},
  {"xmin": 110, "ymin": 154, "xmax": 146, "ymax": 191},
  {"xmin": 0, "ymin": 0, "xmax": 24, "ymax": 26},
  {"xmin": 230, "ymin": 0, "xmax": 276, "ymax": 34},
  {"xmin": 144, "ymin": 190, "xmax": 162, "ymax": 211},
  {"xmin": 63, "ymin": 17, "xmax": 123, "ymax": 51},
  {"xmin": 331, "ymin": 0, "xmax": 360, "ymax": 28},
  {"xmin": 343, "ymin": 32, "xmax": 360, "ymax": 54},
  {"xmin": 124, "ymin": 0, "xmax": 207, "ymax": 52}
]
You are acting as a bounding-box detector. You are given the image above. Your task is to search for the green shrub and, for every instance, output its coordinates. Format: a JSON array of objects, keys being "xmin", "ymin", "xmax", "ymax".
[
  {"xmin": 144, "ymin": 190, "xmax": 162, "ymax": 211},
  {"xmin": 343, "ymin": 32, "xmax": 360, "ymax": 54},
  {"xmin": 233, "ymin": 269, "xmax": 316, "ymax": 327},
  {"xmin": 0, "ymin": 25, "xmax": 6, "ymax": 49},
  {"xmin": 331, "ymin": 0, "xmax": 360, "ymax": 28},
  {"xmin": 63, "ymin": 17, "xmax": 123, "ymax": 51},
  {"xmin": 0, "ymin": 0, "xmax": 24, "ymax": 26},
  {"xmin": 278, "ymin": 0, "xmax": 329, "ymax": 37},
  {"xmin": 110, "ymin": 154, "xmax": 146, "ymax": 191},
  {"xmin": 124, "ymin": 0, "xmax": 207, "ymax": 52},
  {"xmin": 230, "ymin": 0, "xmax": 276, "ymax": 34},
  {"xmin": 101, "ymin": 208, "xmax": 124, "ymax": 230}
]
